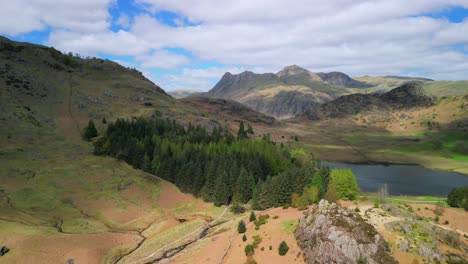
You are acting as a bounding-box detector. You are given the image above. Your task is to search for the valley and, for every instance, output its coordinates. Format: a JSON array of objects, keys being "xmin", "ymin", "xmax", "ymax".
[{"xmin": 0, "ymin": 36, "xmax": 467, "ymax": 264}]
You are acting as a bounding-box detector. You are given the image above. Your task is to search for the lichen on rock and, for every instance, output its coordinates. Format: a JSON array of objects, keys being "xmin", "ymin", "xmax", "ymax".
[{"xmin": 295, "ymin": 200, "xmax": 397, "ymax": 264}]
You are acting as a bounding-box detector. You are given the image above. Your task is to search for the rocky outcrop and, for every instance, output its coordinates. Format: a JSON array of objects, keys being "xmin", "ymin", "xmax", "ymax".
[
  {"xmin": 295, "ymin": 200, "xmax": 397, "ymax": 264},
  {"xmin": 305, "ymin": 81, "xmax": 435, "ymax": 120}
]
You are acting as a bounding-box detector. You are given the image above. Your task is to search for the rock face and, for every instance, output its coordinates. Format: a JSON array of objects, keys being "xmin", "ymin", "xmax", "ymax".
[
  {"xmin": 197, "ymin": 65, "xmax": 372, "ymax": 119},
  {"xmin": 305, "ymin": 81, "xmax": 435, "ymax": 120},
  {"xmin": 295, "ymin": 200, "xmax": 397, "ymax": 264}
]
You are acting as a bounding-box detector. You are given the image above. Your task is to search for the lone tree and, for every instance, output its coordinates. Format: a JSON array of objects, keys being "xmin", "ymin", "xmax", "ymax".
[
  {"xmin": 246, "ymin": 124, "xmax": 254, "ymax": 134},
  {"xmin": 278, "ymin": 241, "xmax": 289, "ymax": 256},
  {"xmin": 83, "ymin": 119, "xmax": 98, "ymax": 141},
  {"xmin": 249, "ymin": 211, "xmax": 256, "ymax": 222},
  {"xmin": 237, "ymin": 121, "xmax": 248, "ymax": 140},
  {"xmin": 238, "ymin": 220, "xmax": 247, "ymax": 233}
]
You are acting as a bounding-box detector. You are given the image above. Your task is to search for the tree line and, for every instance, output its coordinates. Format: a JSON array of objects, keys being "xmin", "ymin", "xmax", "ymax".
[{"xmin": 92, "ymin": 117, "xmax": 333, "ymax": 208}]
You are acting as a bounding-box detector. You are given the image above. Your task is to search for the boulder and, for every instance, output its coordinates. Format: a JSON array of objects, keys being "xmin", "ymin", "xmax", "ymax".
[
  {"xmin": 295, "ymin": 200, "xmax": 397, "ymax": 264},
  {"xmin": 0, "ymin": 246, "xmax": 9, "ymax": 256}
]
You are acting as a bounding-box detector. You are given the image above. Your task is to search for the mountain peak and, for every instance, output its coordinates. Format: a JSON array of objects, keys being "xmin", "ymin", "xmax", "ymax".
[{"xmin": 277, "ymin": 65, "xmax": 310, "ymax": 77}]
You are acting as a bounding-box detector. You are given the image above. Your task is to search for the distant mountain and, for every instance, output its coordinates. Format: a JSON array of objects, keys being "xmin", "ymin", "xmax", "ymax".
[
  {"xmin": 168, "ymin": 89, "xmax": 203, "ymax": 98},
  {"xmin": 198, "ymin": 65, "xmax": 374, "ymax": 119},
  {"xmin": 304, "ymin": 82, "xmax": 435, "ymax": 120}
]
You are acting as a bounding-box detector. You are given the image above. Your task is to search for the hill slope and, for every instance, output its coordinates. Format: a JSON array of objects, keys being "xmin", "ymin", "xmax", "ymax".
[
  {"xmin": 0, "ymin": 36, "xmax": 235, "ymax": 263},
  {"xmin": 304, "ymin": 82, "xmax": 435, "ymax": 120},
  {"xmin": 198, "ymin": 65, "xmax": 373, "ymax": 119}
]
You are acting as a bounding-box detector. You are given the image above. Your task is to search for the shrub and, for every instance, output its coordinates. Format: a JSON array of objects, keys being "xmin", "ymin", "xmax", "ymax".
[
  {"xmin": 260, "ymin": 246, "xmax": 264, "ymax": 251},
  {"xmin": 238, "ymin": 220, "xmax": 246, "ymax": 234},
  {"xmin": 254, "ymin": 214, "xmax": 269, "ymax": 229},
  {"xmin": 245, "ymin": 244, "xmax": 255, "ymax": 256},
  {"xmin": 434, "ymin": 216, "xmax": 439, "ymax": 223},
  {"xmin": 83, "ymin": 119, "xmax": 98, "ymax": 141},
  {"xmin": 357, "ymin": 257, "xmax": 368, "ymax": 264},
  {"xmin": 325, "ymin": 182, "xmax": 339, "ymax": 203},
  {"xmin": 330, "ymin": 169, "xmax": 359, "ymax": 200},
  {"xmin": 373, "ymin": 198, "xmax": 379, "ymax": 208},
  {"xmin": 230, "ymin": 203, "xmax": 246, "ymax": 214},
  {"xmin": 269, "ymin": 245, "xmax": 272, "ymax": 250},
  {"xmin": 444, "ymin": 220, "xmax": 449, "ymax": 225},
  {"xmin": 447, "ymin": 186, "xmax": 468, "ymax": 210},
  {"xmin": 278, "ymin": 241, "xmax": 289, "ymax": 256},
  {"xmin": 242, "ymin": 234, "xmax": 247, "ymax": 241},
  {"xmin": 252, "ymin": 235, "xmax": 262, "ymax": 248},
  {"xmin": 355, "ymin": 207, "xmax": 360, "ymax": 212},
  {"xmin": 102, "ymin": 118, "xmax": 107, "ymax": 124},
  {"xmin": 250, "ymin": 211, "xmax": 256, "ymax": 222}
]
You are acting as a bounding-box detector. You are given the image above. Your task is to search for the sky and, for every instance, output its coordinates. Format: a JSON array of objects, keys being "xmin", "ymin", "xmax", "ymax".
[{"xmin": 1, "ymin": 1, "xmax": 468, "ymax": 92}]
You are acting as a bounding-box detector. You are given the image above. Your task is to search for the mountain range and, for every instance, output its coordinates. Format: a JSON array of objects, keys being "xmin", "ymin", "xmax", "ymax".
[{"xmin": 193, "ymin": 65, "xmax": 434, "ymax": 119}]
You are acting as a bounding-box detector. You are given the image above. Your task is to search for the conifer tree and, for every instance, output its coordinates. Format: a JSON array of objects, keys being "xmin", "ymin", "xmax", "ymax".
[
  {"xmin": 83, "ymin": 119, "xmax": 98, "ymax": 141},
  {"xmin": 238, "ymin": 220, "xmax": 247, "ymax": 233},
  {"xmin": 249, "ymin": 211, "xmax": 256, "ymax": 222},
  {"xmin": 237, "ymin": 121, "xmax": 248, "ymax": 139},
  {"xmin": 246, "ymin": 124, "xmax": 254, "ymax": 134}
]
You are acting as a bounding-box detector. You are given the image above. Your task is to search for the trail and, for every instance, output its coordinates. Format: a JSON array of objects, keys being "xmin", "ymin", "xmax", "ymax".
[{"xmin": 118, "ymin": 206, "xmax": 228, "ymax": 264}]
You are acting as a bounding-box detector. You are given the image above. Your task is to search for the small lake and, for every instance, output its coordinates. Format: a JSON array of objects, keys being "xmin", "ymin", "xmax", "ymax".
[{"xmin": 325, "ymin": 162, "xmax": 468, "ymax": 197}]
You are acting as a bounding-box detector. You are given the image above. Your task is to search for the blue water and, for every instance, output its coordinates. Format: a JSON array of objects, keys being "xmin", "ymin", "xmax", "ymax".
[{"xmin": 325, "ymin": 162, "xmax": 468, "ymax": 197}]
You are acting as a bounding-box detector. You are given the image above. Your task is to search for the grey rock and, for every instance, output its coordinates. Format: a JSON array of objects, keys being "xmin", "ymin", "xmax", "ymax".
[{"xmin": 295, "ymin": 200, "xmax": 397, "ymax": 264}]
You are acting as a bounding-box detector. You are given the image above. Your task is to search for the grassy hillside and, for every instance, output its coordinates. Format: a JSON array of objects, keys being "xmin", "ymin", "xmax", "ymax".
[{"xmin": 0, "ymin": 36, "xmax": 230, "ymax": 263}]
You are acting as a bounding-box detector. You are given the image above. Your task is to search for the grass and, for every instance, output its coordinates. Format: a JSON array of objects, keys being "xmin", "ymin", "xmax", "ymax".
[{"xmin": 281, "ymin": 220, "xmax": 298, "ymax": 233}]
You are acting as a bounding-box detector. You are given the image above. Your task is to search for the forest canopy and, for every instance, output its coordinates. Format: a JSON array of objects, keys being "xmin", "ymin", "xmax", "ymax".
[{"xmin": 93, "ymin": 117, "xmax": 331, "ymax": 208}]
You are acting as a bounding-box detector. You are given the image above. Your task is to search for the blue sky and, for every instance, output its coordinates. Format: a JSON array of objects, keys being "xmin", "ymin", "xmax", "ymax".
[{"xmin": 1, "ymin": 1, "xmax": 468, "ymax": 91}]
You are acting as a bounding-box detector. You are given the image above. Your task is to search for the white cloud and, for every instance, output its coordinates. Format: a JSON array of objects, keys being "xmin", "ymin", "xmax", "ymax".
[
  {"xmin": 2, "ymin": 0, "xmax": 468, "ymax": 90},
  {"xmin": 0, "ymin": 0, "xmax": 112, "ymax": 35},
  {"xmin": 116, "ymin": 13, "xmax": 131, "ymax": 29},
  {"xmin": 137, "ymin": 50, "xmax": 191, "ymax": 69}
]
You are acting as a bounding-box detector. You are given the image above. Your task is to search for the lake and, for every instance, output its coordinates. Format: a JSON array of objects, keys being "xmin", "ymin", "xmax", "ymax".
[{"xmin": 325, "ymin": 162, "xmax": 468, "ymax": 197}]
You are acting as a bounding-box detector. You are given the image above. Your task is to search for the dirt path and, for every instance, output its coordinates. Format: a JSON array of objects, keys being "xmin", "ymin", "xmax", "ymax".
[{"xmin": 119, "ymin": 206, "xmax": 228, "ymax": 264}]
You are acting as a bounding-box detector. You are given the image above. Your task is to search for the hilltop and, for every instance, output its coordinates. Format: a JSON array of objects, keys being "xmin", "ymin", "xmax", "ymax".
[{"xmin": 198, "ymin": 65, "xmax": 372, "ymax": 119}]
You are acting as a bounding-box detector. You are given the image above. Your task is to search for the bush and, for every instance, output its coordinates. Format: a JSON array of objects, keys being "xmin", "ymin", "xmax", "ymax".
[
  {"xmin": 278, "ymin": 241, "xmax": 289, "ymax": 256},
  {"xmin": 245, "ymin": 244, "xmax": 255, "ymax": 256},
  {"xmin": 254, "ymin": 214, "xmax": 269, "ymax": 229},
  {"xmin": 325, "ymin": 182, "xmax": 339, "ymax": 203},
  {"xmin": 230, "ymin": 203, "xmax": 246, "ymax": 214},
  {"xmin": 355, "ymin": 207, "xmax": 360, "ymax": 212},
  {"xmin": 269, "ymin": 245, "xmax": 272, "ymax": 250},
  {"xmin": 242, "ymin": 234, "xmax": 247, "ymax": 241},
  {"xmin": 447, "ymin": 186, "xmax": 468, "ymax": 210},
  {"xmin": 330, "ymin": 169, "xmax": 359, "ymax": 200},
  {"xmin": 444, "ymin": 220, "xmax": 449, "ymax": 225},
  {"xmin": 238, "ymin": 220, "xmax": 246, "ymax": 234},
  {"xmin": 249, "ymin": 211, "xmax": 256, "ymax": 222},
  {"xmin": 373, "ymin": 198, "xmax": 379, "ymax": 208},
  {"xmin": 83, "ymin": 120, "xmax": 98, "ymax": 141},
  {"xmin": 252, "ymin": 235, "xmax": 262, "ymax": 248},
  {"xmin": 433, "ymin": 201, "xmax": 445, "ymax": 216}
]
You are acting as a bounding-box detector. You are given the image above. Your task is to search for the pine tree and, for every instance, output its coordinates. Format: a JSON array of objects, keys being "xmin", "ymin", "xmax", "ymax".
[
  {"xmin": 214, "ymin": 171, "xmax": 230, "ymax": 206},
  {"xmin": 237, "ymin": 121, "xmax": 247, "ymax": 140},
  {"xmin": 246, "ymin": 124, "xmax": 254, "ymax": 134},
  {"xmin": 238, "ymin": 220, "xmax": 247, "ymax": 233},
  {"xmin": 249, "ymin": 211, "xmax": 256, "ymax": 222},
  {"xmin": 83, "ymin": 119, "xmax": 98, "ymax": 141},
  {"xmin": 233, "ymin": 168, "xmax": 255, "ymax": 203}
]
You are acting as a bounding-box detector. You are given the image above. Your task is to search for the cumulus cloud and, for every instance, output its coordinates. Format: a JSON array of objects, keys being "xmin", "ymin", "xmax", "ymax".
[
  {"xmin": 136, "ymin": 50, "xmax": 191, "ymax": 69},
  {"xmin": 2, "ymin": 0, "xmax": 468, "ymax": 90},
  {"xmin": 0, "ymin": 0, "xmax": 112, "ymax": 35}
]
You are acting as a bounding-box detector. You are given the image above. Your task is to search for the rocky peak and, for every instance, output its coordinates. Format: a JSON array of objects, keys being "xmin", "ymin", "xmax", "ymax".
[
  {"xmin": 379, "ymin": 81, "xmax": 434, "ymax": 107},
  {"xmin": 277, "ymin": 65, "xmax": 310, "ymax": 77},
  {"xmin": 295, "ymin": 200, "xmax": 397, "ymax": 264}
]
